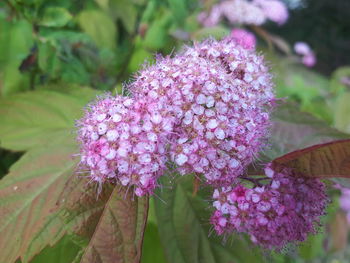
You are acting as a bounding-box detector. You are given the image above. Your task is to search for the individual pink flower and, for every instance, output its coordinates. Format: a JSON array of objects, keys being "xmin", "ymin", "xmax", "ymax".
[
  {"xmin": 231, "ymin": 28, "xmax": 256, "ymax": 49},
  {"xmin": 210, "ymin": 163, "xmax": 328, "ymax": 250},
  {"xmin": 77, "ymin": 95, "xmax": 176, "ymax": 196},
  {"xmin": 253, "ymin": 0, "xmax": 289, "ymax": 25},
  {"xmin": 130, "ymin": 37, "xmax": 274, "ymax": 186}
]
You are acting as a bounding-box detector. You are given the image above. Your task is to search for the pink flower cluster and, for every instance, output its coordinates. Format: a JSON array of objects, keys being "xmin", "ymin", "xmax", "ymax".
[
  {"xmin": 77, "ymin": 95, "xmax": 175, "ymax": 196},
  {"xmin": 210, "ymin": 164, "xmax": 328, "ymax": 249},
  {"xmin": 77, "ymin": 37, "xmax": 274, "ymax": 194},
  {"xmin": 294, "ymin": 42, "xmax": 317, "ymax": 67},
  {"xmin": 231, "ymin": 28, "xmax": 256, "ymax": 50},
  {"xmin": 198, "ymin": 0, "xmax": 288, "ymax": 27},
  {"xmin": 130, "ymin": 37, "xmax": 274, "ymax": 186}
]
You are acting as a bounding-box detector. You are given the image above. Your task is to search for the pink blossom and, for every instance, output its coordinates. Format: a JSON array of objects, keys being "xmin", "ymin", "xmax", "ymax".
[
  {"xmin": 302, "ymin": 53, "xmax": 317, "ymax": 67},
  {"xmin": 130, "ymin": 37, "xmax": 274, "ymax": 186},
  {"xmin": 294, "ymin": 42, "xmax": 317, "ymax": 67},
  {"xmin": 294, "ymin": 42, "xmax": 312, "ymax": 56},
  {"xmin": 220, "ymin": 0, "xmax": 266, "ymax": 25},
  {"xmin": 77, "ymin": 95, "xmax": 176, "ymax": 196},
  {"xmin": 339, "ymin": 187, "xmax": 350, "ymax": 224},
  {"xmin": 231, "ymin": 28, "xmax": 256, "ymax": 50},
  {"xmin": 253, "ymin": 0, "xmax": 289, "ymax": 25},
  {"xmin": 210, "ymin": 163, "xmax": 328, "ymax": 250}
]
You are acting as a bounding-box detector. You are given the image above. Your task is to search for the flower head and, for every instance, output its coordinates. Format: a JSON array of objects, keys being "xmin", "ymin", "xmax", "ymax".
[
  {"xmin": 77, "ymin": 95, "xmax": 175, "ymax": 196},
  {"xmin": 210, "ymin": 163, "xmax": 328, "ymax": 250},
  {"xmin": 131, "ymin": 37, "xmax": 274, "ymax": 186}
]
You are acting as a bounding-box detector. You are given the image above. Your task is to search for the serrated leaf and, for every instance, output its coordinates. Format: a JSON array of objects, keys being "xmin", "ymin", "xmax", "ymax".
[
  {"xmin": 80, "ymin": 188, "xmax": 148, "ymax": 263},
  {"xmin": 60, "ymin": 177, "xmax": 149, "ymax": 263},
  {"xmin": 154, "ymin": 176, "xmax": 266, "ymax": 263},
  {"xmin": 0, "ymin": 89, "xmax": 98, "ymax": 151},
  {"xmin": 272, "ymin": 139, "xmax": 350, "ymax": 178},
  {"xmin": 77, "ymin": 10, "xmax": 117, "ymax": 50},
  {"xmin": 39, "ymin": 7, "xmax": 72, "ymax": 28},
  {"xmin": 0, "ymin": 138, "xmax": 78, "ymax": 263}
]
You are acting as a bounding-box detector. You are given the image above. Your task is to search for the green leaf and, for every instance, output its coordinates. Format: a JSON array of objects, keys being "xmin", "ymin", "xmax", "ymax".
[
  {"xmin": 0, "ymin": 88, "xmax": 98, "ymax": 151},
  {"xmin": 334, "ymin": 92, "xmax": 350, "ymax": 133},
  {"xmin": 61, "ymin": 178, "xmax": 149, "ymax": 263},
  {"xmin": 109, "ymin": 0, "xmax": 138, "ymax": 34},
  {"xmin": 0, "ymin": 138, "xmax": 78, "ymax": 263},
  {"xmin": 167, "ymin": 0, "xmax": 188, "ymax": 25},
  {"xmin": 143, "ymin": 12, "xmax": 173, "ymax": 50},
  {"xmin": 29, "ymin": 235, "xmax": 80, "ymax": 263},
  {"xmin": 330, "ymin": 66, "xmax": 350, "ymax": 94},
  {"xmin": 263, "ymin": 103, "xmax": 349, "ymax": 161},
  {"xmin": 154, "ymin": 176, "xmax": 266, "ymax": 263},
  {"xmin": 127, "ymin": 46, "xmax": 153, "ymax": 73},
  {"xmin": 0, "ymin": 19, "xmax": 34, "ymax": 96},
  {"xmin": 77, "ymin": 10, "xmax": 117, "ymax": 50},
  {"xmin": 141, "ymin": 223, "xmax": 167, "ymax": 263},
  {"xmin": 39, "ymin": 7, "xmax": 72, "ymax": 27}
]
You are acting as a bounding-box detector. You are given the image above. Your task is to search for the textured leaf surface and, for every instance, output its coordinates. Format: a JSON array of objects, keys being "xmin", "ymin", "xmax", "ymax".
[
  {"xmin": 264, "ymin": 103, "xmax": 349, "ymax": 161},
  {"xmin": 272, "ymin": 139, "xmax": 350, "ymax": 178},
  {"xmin": 64, "ymin": 181, "xmax": 148, "ymax": 263},
  {"xmin": 154, "ymin": 176, "xmax": 265, "ymax": 263},
  {"xmin": 0, "ymin": 89, "xmax": 97, "ymax": 151},
  {"xmin": 0, "ymin": 138, "xmax": 77, "ymax": 263}
]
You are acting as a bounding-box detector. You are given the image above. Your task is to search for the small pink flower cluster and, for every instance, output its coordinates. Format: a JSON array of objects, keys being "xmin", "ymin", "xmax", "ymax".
[
  {"xmin": 131, "ymin": 38, "xmax": 274, "ymax": 186},
  {"xmin": 294, "ymin": 42, "xmax": 317, "ymax": 67},
  {"xmin": 231, "ymin": 28, "xmax": 256, "ymax": 50},
  {"xmin": 77, "ymin": 95, "xmax": 175, "ymax": 196},
  {"xmin": 198, "ymin": 0, "xmax": 288, "ymax": 27},
  {"xmin": 210, "ymin": 164, "xmax": 328, "ymax": 249}
]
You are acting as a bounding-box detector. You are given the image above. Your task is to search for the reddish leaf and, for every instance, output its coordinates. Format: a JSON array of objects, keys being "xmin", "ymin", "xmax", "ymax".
[
  {"xmin": 63, "ymin": 184, "xmax": 149, "ymax": 263},
  {"xmin": 0, "ymin": 139, "xmax": 77, "ymax": 263},
  {"xmin": 272, "ymin": 139, "xmax": 350, "ymax": 178}
]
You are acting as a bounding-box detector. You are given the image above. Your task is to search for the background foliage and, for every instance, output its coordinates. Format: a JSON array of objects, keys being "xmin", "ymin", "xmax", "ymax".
[{"xmin": 0, "ymin": 0, "xmax": 350, "ymax": 262}]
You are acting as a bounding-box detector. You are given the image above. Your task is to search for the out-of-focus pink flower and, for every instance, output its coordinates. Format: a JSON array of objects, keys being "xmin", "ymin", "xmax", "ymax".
[
  {"xmin": 302, "ymin": 53, "xmax": 317, "ymax": 67},
  {"xmin": 254, "ymin": 0, "xmax": 289, "ymax": 25},
  {"xmin": 294, "ymin": 42, "xmax": 316, "ymax": 67},
  {"xmin": 294, "ymin": 42, "xmax": 312, "ymax": 55},
  {"xmin": 231, "ymin": 28, "xmax": 256, "ymax": 49},
  {"xmin": 339, "ymin": 187, "xmax": 350, "ymax": 224},
  {"xmin": 197, "ymin": 5, "xmax": 222, "ymax": 27},
  {"xmin": 220, "ymin": 0, "xmax": 266, "ymax": 25}
]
